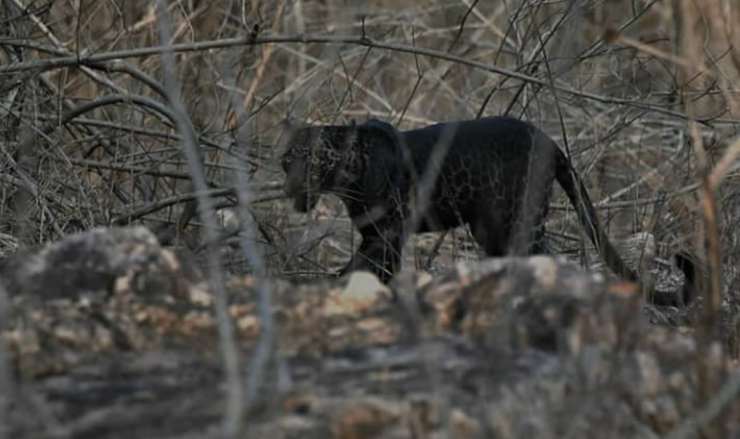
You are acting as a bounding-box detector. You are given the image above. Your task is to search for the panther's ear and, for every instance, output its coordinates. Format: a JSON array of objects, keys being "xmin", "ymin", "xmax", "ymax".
[{"xmin": 358, "ymin": 120, "xmax": 406, "ymax": 196}]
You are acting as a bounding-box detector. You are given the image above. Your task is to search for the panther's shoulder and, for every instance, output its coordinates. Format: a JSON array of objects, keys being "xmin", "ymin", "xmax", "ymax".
[
  {"xmin": 363, "ymin": 118, "xmax": 397, "ymax": 134},
  {"xmin": 359, "ymin": 119, "xmax": 401, "ymax": 146}
]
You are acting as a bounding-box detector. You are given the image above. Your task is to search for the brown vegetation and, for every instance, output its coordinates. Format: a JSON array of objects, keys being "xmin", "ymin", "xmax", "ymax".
[{"xmin": 1, "ymin": 0, "xmax": 740, "ymax": 437}]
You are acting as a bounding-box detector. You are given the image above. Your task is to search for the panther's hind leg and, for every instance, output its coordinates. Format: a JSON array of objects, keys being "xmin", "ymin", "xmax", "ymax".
[
  {"xmin": 470, "ymin": 209, "xmax": 509, "ymax": 257},
  {"xmin": 525, "ymin": 223, "xmax": 549, "ymax": 255},
  {"xmin": 507, "ymin": 213, "xmax": 548, "ymax": 257},
  {"xmin": 470, "ymin": 202, "xmax": 549, "ymax": 258}
]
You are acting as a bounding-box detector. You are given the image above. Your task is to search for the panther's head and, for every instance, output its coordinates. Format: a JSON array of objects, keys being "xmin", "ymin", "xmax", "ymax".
[
  {"xmin": 281, "ymin": 125, "xmax": 361, "ymax": 212},
  {"xmin": 282, "ymin": 119, "xmax": 405, "ymax": 213}
]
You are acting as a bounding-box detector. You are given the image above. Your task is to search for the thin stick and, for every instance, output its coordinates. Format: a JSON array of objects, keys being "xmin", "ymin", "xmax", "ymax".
[{"xmin": 154, "ymin": 2, "xmax": 243, "ymax": 436}]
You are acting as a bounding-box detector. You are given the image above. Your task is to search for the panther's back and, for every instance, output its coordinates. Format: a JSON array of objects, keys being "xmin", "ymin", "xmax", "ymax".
[{"xmin": 400, "ymin": 117, "xmax": 558, "ymax": 229}]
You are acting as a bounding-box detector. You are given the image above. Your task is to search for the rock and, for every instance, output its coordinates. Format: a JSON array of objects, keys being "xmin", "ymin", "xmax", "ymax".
[
  {"xmin": 0, "ymin": 226, "xmax": 188, "ymax": 300},
  {"xmin": 1, "ymin": 229, "xmax": 737, "ymax": 438}
]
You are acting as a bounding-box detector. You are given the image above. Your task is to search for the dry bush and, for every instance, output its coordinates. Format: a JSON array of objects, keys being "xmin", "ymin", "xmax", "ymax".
[
  {"xmin": 2, "ymin": 1, "xmax": 740, "ymax": 437},
  {"xmin": 2, "ymin": 2, "xmax": 740, "ymax": 294}
]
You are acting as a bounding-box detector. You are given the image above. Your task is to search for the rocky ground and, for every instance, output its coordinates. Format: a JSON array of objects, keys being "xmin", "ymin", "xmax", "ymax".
[{"xmin": 0, "ymin": 227, "xmax": 738, "ymax": 438}]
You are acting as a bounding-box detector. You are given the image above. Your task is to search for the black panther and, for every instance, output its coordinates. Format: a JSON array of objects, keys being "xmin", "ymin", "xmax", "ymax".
[{"xmin": 281, "ymin": 116, "xmax": 637, "ymax": 284}]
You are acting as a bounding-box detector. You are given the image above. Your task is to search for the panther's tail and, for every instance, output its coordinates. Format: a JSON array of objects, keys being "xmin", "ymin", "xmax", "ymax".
[{"xmin": 553, "ymin": 148, "xmax": 638, "ymax": 282}]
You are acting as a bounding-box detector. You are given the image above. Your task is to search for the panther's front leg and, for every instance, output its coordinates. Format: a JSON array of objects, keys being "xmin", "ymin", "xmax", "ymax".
[{"xmin": 339, "ymin": 226, "xmax": 403, "ymax": 283}]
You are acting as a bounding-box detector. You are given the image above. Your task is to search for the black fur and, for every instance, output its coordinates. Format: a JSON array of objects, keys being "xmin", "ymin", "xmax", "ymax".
[
  {"xmin": 282, "ymin": 116, "xmax": 637, "ymax": 283},
  {"xmin": 675, "ymin": 252, "xmax": 697, "ymax": 305}
]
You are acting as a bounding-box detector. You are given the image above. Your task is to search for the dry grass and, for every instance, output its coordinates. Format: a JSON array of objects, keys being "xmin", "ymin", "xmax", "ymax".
[
  {"xmin": 3, "ymin": 1, "xmax": 737, "ymax": 283},
  {"xmin": 2, "ymin": 1, "xmax": 740, "ymax": 435}
]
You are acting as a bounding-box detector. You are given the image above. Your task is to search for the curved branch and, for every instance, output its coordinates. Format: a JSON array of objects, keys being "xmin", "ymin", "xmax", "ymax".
[{"xmin": 60, "ymin": 94, "xmax": 178, "ymax": 127}]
